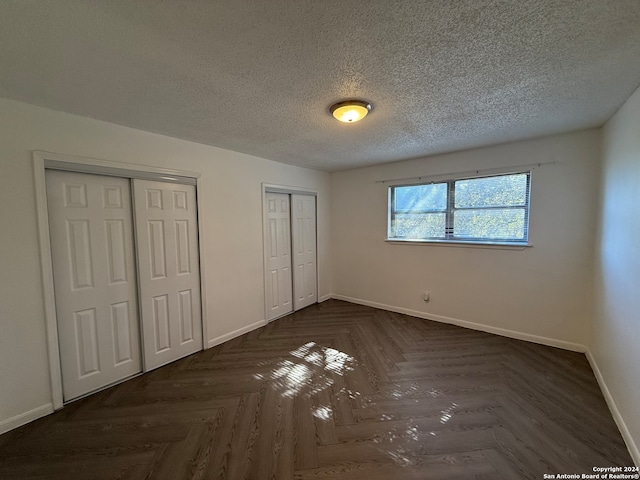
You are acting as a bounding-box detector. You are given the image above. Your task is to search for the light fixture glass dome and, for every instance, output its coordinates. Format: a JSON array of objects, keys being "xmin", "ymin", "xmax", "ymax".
[{"xmin": 330, "ymin": 100, "xmax": 372, "ymax": 123}]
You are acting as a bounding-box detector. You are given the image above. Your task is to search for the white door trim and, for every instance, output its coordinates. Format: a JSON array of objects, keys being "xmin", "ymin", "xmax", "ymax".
[
  {"xmin": 261, "ymin": 183, "xmax": 318, "ymax": 323},
  {"xmin": 263, "ymin": 183, "xmax": 317, "ymax": 196},
  {"xmin": 34, "ymin": 151, "xmax": 209, "ymax": 410}
]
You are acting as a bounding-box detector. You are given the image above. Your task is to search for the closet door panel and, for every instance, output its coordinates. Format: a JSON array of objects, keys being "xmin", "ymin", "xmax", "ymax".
[
  {"xmin": 134, "ymin": 180, "xmax": 202, "ymax": 370},
  {"xmin": 291, "ymin": 195, "xmax": 317, "ymax": 311},
  {"xmin": 263, "ymin": 193, "xmax": 293, "ymax": 321},
  {"xmin": 46, "ymin": 171, "xmax": 141, "ymax": 401}
]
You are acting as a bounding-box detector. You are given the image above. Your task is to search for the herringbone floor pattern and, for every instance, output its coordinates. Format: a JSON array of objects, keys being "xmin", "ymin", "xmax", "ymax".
[{"xmin": 0, "ymin": 300, "xmax": 633, "ymax": 479}]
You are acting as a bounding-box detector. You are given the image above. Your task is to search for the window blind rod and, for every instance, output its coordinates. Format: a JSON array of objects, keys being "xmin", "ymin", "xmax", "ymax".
[{"xmin": 374, "ymin": 160, "xmax": 557, "ymax": 185}]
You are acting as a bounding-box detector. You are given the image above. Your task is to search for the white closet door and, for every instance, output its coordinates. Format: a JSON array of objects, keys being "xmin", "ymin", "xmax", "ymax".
[
  {"xmin": 264, "ymin": 193, "xmax": 293, "ymax": 321},
  {"xmin": 133, "ymin": 179, "xmax": 203, "ymax": 370},
  {"xmin": 46, "ymin": 171, "xmax": 142, "ymax": 401},
  {"xmin": 291, "ymin": 194, "xmax": 317, "ymax": 311}
]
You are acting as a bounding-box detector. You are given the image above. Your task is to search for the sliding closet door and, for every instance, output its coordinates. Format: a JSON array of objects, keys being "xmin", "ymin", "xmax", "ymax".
[
  {"xmin": 291, "ymin": 194, "xmax": 317, "ymax": 310},
  {"xmin": 133, "ymin": 179, "xmax": 203, "ymax": 370},
  {"xmin": 264, "ymin": 193, "xmax": 293, "ymax": 321},
  {"xmin": 46, "ymin": 171, "xmax": 142, "ymax": 401}
]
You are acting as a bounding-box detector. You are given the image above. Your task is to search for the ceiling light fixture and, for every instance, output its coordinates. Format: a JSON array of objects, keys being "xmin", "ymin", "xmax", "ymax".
[{"xmin": 330, "ymin": 100, "xmax": 372, "ymax": 123}]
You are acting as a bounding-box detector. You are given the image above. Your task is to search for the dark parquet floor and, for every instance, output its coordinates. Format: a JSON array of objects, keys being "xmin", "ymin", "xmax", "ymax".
[{"xmin": 0, "ymin": 300, "xmax": 633, "ymax": 479}]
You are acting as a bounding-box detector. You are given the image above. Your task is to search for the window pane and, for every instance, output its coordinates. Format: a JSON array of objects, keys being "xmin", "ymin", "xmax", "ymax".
[
  {"xmin": 392, "ymin": 213, "xmax": 446, "ymax": 239},
  {"xmin": 394, "ymin": 183, "xmax": 447, "ymax": 212},
  {"xmin": 455, "ymin": 174, "xmax": 527, "ymax": 208},
  {"xmin": 453, "ymin": 208, "xmax": 526, "ymax": 240}
]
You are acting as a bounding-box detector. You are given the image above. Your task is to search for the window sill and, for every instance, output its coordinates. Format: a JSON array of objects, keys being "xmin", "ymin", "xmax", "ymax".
[{"xmin": 385, "ymin": 239, "xmax": 532, "ymax": 250}]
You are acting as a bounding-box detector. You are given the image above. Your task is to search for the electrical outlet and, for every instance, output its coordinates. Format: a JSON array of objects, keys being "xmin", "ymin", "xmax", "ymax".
[{"xmin": 423, "ymin": 291, "xmax": 430, "ymax": 302}]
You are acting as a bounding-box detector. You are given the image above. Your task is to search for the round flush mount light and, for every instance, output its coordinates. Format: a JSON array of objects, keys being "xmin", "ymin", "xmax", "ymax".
[{"xmin": 330, "ymin": 100, "xmax": 372, "ymax": 123}]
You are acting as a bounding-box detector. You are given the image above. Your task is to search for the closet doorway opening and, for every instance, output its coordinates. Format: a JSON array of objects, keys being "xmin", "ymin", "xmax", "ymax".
[
  {"xmin": 262, "ymin": 185, "xmax": 317, "ymax": 322},
  {"xmin": 34, "ymin": 152, "xmax": 208, "ymax": 408}
]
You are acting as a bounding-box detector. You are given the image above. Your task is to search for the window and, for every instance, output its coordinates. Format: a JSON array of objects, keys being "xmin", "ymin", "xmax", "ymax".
[{"xmin": 388, "ymin": 172, "xmax": 531, "ymax": 245}]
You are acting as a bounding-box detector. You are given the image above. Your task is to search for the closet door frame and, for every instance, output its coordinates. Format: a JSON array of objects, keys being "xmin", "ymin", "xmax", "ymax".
[
  {"xmin": 34, "ymin": 151, "xmax": 209, "ymax": 410},
  {"xmin": 261, "ymin": 183, "xmax": 318, "ymax": 323}
]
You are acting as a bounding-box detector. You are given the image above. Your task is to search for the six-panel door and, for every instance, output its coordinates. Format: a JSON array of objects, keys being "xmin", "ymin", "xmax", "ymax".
[
  {"xmin": 133, "ymin": 179, "xmax": 203, "ymax": 371},
  {"xmin": 292, "ymin": 194, "xmax": 317, "ymax": 311},
  {"xmin": 264, "ymin": 193, "xmax": 294, "ymax": 321},
  {"xmin": 46, "ymin": 171, "xmax": 142, "ymax": 401}
]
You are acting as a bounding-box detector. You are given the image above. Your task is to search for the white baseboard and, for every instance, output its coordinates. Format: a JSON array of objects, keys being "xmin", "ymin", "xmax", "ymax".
[
  {"xmin": 330, "ymin": 294, "xmax": 638, "ymax": 465},
  {"xmin": 0, "ymin": 320, "xmax": 268, "ymax": 434},
  {"xmin": 0, "ymin": 403, "xmax": 54, "ymax": 435},
  {"xmin": 207, "ymin": 319, "xmax": 266, "ymax": 349},
  {"xmin": 586, "ymin": 349, "xmax": 640, "ymax": 468},
  {"xmin": 330, "ymin": 294, "xmax": 587, "ymax": 352},
  {"xmin": 205, "ymin": 296, "xmax": 337, "ymax": 349}
]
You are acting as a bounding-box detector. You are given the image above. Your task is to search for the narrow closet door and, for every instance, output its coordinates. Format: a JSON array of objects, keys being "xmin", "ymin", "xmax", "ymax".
[
  {"xmin": 133, "ymin": 180, "xmax": 203, "ymax": 370},
  {"xmin": 264, "ymin": 193, "xmax": 293, "ymax": 321},
  {"xmin": 291, "ymin": 194, "xmax": 317, "ymax": 310},
  {"xmin": 46, "ymin": 171, "xmax": 142, "ymax": 401}
]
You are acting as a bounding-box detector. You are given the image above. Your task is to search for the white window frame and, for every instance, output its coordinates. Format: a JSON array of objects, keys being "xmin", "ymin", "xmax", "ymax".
[{"xmin": 387, "ymin": 171, "xmax": 532, "ymax": 247}]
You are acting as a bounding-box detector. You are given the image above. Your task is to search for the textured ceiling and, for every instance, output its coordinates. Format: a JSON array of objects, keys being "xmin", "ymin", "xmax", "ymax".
[{"xmin": 1, "ymin": 1, "xmax": 640, "ymax": 172}]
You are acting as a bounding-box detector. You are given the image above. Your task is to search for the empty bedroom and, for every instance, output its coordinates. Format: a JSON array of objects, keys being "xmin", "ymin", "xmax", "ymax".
[{"xmin": 0, "ymin": 1, "xmax": 638, "ymax": 479}]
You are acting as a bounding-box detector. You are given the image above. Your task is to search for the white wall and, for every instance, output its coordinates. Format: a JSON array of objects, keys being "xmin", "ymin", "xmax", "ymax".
[
  {"xmin": 593, "ymin": 85, "xmax": 640, "ymax": 464},
  {"xmin": 0, "ymin": 98, "xmax": 331, "ymax": 430},
  {"xmin": 331, "ymin": 130, "xmax": 600, "ymax": 348}
]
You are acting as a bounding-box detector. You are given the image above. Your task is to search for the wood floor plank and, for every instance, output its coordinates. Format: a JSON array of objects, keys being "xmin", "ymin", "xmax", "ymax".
[
  {"xmin": 202, "ymin": 405, "xmax": 240, "ymax": 480},
  {"xmin": 0, "ymin": 300, "xmax": 633, "ymax": 479},
  {"xmin": 328, "ymin": 372, "xmax": 355, "ymax": 427},
  {"xmin": 310, "ymin": 386, "xmax": 338, "ymax": 446},
  {"xmin": 223, "ymin": 392, "xmax": 262, "ymax": 480},
  {"xmin": 293, "ymin": 394, "xmax": 318, "ymax": 470}
]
